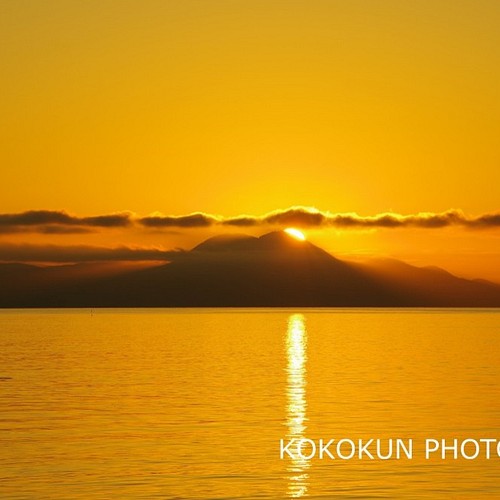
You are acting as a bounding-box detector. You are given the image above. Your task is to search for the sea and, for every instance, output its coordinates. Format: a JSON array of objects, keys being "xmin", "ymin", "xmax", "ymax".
[{"xmin": 1, "ymin": 308, "xmax": 499, "ymax": 499}]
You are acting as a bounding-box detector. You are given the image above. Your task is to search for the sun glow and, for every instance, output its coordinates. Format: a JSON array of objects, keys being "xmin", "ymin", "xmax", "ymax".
[{"xmin": 284, "ymin": 228, "xmax": 306, "ymax": 241}]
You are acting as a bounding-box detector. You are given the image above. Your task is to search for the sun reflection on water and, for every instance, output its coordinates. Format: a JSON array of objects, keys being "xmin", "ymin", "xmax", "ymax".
[{"xmin": 285, "ymin": 313, "xmax": 310, "ymax": 498}]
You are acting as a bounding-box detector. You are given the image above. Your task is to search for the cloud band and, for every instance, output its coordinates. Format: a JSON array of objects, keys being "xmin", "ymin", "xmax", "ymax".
[{"xmin": 0, "ymin": 207, "xmax": 499, "ymax": 234}]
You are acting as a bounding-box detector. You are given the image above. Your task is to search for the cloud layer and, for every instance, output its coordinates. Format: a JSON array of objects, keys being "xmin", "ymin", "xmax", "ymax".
[
  {"xmin": 0, "ymin": 210, "xmax": 132, "ymax": 234},
  {"xmin": 220, "ymin": 207, "xmax": 500, "ymax": 229},
  {"xmin": 0, "ymin": 242, "xmax": 183, "ymax": 262},
  {"xmin": 0, "ymin": 207, "xmax": 499, "ymax": 234}
]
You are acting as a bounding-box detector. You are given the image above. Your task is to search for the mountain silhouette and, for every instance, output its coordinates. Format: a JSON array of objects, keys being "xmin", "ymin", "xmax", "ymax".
[{"xmin": 1, "ymin": 231, "xmax": 499, "ymax": 307}]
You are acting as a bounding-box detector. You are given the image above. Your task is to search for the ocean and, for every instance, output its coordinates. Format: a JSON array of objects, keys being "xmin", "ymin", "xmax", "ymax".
[{"xmin": 1, "ymin": 309, "xmax": 499, "ymax": 498}]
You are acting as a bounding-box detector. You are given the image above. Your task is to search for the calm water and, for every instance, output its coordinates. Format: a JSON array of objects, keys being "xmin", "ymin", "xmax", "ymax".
[{"xmin": 1, "ymin": 309, "xmax": 500, "ymax": 499}]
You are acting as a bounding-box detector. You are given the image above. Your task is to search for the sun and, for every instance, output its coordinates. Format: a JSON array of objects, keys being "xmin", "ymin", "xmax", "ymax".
[{"xmin": 284, "ymin": 228, "xmax": 306, "ymax": 241}]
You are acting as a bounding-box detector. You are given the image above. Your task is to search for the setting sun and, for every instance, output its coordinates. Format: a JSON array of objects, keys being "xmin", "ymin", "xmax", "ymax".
[{"xmin": 284, "ymin": 228, "xmax": 306, "ymax": 241}]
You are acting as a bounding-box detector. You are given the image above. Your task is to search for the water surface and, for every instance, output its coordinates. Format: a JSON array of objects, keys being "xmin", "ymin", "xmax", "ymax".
[{"xmin": 1, "ymin": 309, "xmax": 499, "ymax": 498}]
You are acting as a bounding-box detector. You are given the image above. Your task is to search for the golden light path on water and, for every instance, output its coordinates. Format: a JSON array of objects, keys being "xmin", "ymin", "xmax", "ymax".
[{"xmin": 285, "ymin": 313, "xmax": 310, "ymax": 498}]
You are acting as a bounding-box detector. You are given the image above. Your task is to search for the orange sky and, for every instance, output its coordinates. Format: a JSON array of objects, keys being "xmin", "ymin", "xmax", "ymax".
[{"xmin": 1, "ymin": 1, "xmax": 499, "ymax": 281}]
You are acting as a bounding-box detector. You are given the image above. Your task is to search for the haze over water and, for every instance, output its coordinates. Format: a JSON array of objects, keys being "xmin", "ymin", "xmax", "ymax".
[{"xmin": 1, "ymin": 309, "xmax": 499, "ymax": 498}]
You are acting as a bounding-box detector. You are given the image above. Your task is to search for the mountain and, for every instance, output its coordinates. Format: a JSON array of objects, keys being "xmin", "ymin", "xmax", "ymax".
[{"xmin": 1, "ymin": 231, "xmax": 499, "ymax": 307}]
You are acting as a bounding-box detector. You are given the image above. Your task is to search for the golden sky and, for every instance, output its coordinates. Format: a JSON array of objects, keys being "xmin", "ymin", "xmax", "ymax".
[{"xmin": 1, "ymin": 1, "xmax": 499, "ymax": 280}]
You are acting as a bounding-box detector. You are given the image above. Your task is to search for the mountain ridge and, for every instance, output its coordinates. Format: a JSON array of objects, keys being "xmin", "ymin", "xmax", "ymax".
[{"xmin": 1, "ymin": 231, "xmax": 499, "ymax": 307}]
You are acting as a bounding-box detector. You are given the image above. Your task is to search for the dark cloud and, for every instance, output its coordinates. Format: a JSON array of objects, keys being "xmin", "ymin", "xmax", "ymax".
[
  {"xmin": 80, "ymin": 214, "xmax": 132, "ymax": 227},
  {"xmin": 470, "ymin": 213, "xmax": 500, "ymax": 228},
  {"xmin": 222, "ymin": 216, "xmax": 259, "ymax": 227},
  {"xmin": 0, "ymin": 243, "xmax": 184, "ymax": 263},
  {"xmin": 221, "ymin": 207, "xmax": 500, "ymax": 229},
  {"xmin": 1, "ymin": 207, "xmax": 499, "ymax": 234},
  {"xmin": 0, "ymin": 210, "xmax": 132, "ymax": 233},
  {"xmin": 139, "ymin": 213, "xmax": 217, "ymax": 228},
  {"xmin": 0, "ymin": 210, "xmax": 74, "ymax": 226},
  {"xmin": 322, "ymin": 210, "xmax": 465, "ymax": 229},
  {"xmin": 263, "ymin": 208, "xmax": 326, "ymax": 227},
  {"xmin": 226, "ymin": 207, "xmax": 500, "ymax": 229}
]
